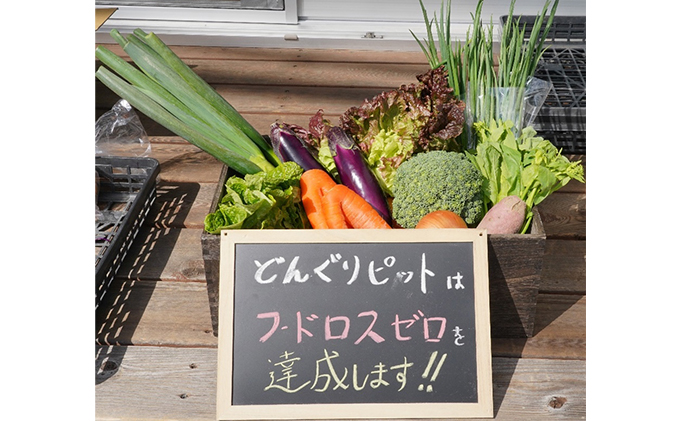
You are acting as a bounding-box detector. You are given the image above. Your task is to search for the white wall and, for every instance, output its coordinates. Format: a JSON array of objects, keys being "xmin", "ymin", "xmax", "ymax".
[
  {"xmin": 96, "ymin": 0, "xmax": 586, "ymax": 50},
  {"xmin": 299, "ymin": 0, "xmax": 585, "ymax": 23}
]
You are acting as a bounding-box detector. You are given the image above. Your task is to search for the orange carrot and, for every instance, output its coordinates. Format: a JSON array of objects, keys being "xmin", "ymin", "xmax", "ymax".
[
  {"xmin": 300, "ymin": 169, "xmax": 337, "ymax": 229},
  {"xmin": 322, "ymin": 185, "xmax": 392, "ymax": 229}
]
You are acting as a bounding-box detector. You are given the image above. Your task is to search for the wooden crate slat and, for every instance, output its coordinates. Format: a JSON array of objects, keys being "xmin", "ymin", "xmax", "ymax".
[{"xmin": 540, "ymin": 239, "xmax": 586, "ymax": 294}]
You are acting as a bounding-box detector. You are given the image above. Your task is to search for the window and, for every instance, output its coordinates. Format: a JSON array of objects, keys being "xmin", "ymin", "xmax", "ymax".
[
  {"xmin": 96, "ymin": 1, "xmax": 284, "ymax": 11},
  {"xmin": 95, "ymin": 1, "xmax": 585, "ymax": 50},
  {"xmin": 96, "ymin": 0, "xmax": 296, "ymax": 25}
]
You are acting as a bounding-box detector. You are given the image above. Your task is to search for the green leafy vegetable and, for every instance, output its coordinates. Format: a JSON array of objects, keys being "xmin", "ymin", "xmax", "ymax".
[
  {"xmin": 467, "ymin": 119, "xmax": 585, "ymax": 233},
  {"xmin": 339, "ymin": 66, "xmax": 465, "ymax": 196},
  {"xmin": 203, "ymin": 161, "xmax": 309, "ymax": 233}
]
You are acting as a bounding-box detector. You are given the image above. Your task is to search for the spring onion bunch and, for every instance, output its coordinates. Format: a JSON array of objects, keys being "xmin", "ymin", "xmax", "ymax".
[
  {"xmin": 95, "ymin": 29, "xmax": 281, "ymax": 175},
  {"xmin": 497, "ymin": 0, "xmax": 559, "ymax": 89},
  {"xmin": 412, "ymin": 0, "xmax": 559, "ymax": 150}
]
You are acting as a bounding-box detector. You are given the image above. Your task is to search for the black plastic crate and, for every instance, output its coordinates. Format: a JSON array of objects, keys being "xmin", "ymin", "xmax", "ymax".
[
  {"xmin": 500, "ymin": 15, "xmax": 586, "ymax": 154},
  {"xmin": 533, "ymin": 128, "xmax": 586, "ymax": 155},
  {"xmin": 531, "ymin": 44, "xmax": 586, "ymax": 153},
  {"xmin": 533, "ymin": 46, "xmax": 585, "ymax": 124},
  {"xmin": 95, "ymin": 156, "xmax": 159, "ymax": 308},
  {"xmin": 500, "ymin": 15, "xmax": 585, "ymax": 44}
]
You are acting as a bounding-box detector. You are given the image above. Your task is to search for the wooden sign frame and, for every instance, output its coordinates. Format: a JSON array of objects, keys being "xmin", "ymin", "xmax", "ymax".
[{"xmin": 216, "ymin": 229, "xmax": 493, "ymax": 420}]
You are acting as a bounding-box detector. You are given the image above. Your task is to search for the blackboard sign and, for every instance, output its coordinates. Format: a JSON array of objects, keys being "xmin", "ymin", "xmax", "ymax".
[{"xmin": 216, "ymin": 229, "xmax": 493, "ymax": 420}]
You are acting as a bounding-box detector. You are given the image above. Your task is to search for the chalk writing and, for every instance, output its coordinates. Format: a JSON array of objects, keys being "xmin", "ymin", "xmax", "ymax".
[
  {"xmin": 264, "ymin": 351, "xmax": 310, "ymax": 393},
  {"xmin": 418, "ymin": 351, "xmax": 448, "ymax": 392},
  {"xmin": 252, "ymin": 253, "xmax": 466, "ymax": 294},
  {"xmin": 255, "ymin": 310, "xmax": 466, "ymax": 345},
  {"xmin": 265, "ymin": 349, "xmax": 425, "ymax": 394},
  {"xmin": 230, "ymin": 240, "xmax": 482, "ymax": 406}
]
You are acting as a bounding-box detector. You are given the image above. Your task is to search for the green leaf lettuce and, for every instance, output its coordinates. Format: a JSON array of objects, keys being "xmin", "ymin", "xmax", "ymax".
[
  {"xmin": 339, "ymin": 66, "xmax": 466, "ymax": 196},
  {"xmin": 467, "ymin": 119, "xmax": 585, "ymax": 233},
  {"xmin": 203, "ymin": 161, "xmax": 309, "ymax": 233}
]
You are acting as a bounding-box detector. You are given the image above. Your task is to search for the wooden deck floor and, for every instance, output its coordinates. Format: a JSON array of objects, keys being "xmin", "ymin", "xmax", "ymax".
[{"xmin": 95, "ymin": 43, "xmax": 586, "ymax": 420}]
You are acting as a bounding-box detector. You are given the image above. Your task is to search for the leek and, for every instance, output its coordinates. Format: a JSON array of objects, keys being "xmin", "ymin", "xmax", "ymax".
[
  {"xmin": 96, "ymin": 66, "xmax": 262, "ymax": 175},
  {"xmin": 95, "ymin": 47, "xmax": 255, "ymax": 160},
  {"xmin": 130, "ymin": 29, "xmax": 279, "ymax": 167},
  {"xmin": 95, "ymin": 29, "xmax": 281, "ymax": 174}
]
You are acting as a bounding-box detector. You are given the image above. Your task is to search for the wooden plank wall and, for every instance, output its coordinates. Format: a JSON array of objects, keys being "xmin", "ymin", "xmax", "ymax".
[{"xmin": 95, "ymin": 45, "xmax": 432, "ymax": 133}]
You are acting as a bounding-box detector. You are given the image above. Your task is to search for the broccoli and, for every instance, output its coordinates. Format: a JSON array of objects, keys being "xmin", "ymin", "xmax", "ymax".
[{"xmin": 391, "ymin": 151, "xmax": 484, "ymax": 228}]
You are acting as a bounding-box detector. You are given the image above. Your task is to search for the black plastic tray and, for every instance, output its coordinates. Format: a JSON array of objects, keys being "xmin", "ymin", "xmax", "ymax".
[
  {"xmin": 531, "ymin": 45, "xmax": 586, "ymax": 154},
  {"xmin": 500, "ymin": 15, "xmax": 586, "ymax": 154},
  {"xmin": 95, "ymin": 156, "xmax": 159, "ymax": 308},
  {"xmin": 500, "ymin": 15, "xmax": 585, "ymax": 45}
]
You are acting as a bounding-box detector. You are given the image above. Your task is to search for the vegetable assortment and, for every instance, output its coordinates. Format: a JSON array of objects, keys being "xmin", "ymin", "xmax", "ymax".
[
  {"xmin": 413, "ymin": 0, "xmax": 560, "ymax": 148},
  {"xmin": 339, "ymin": 66, "xmax": 465, "ymax": 196},
  {"xmin": 98, "ymin": 0, "xmax": 584, "ymax": 236}
]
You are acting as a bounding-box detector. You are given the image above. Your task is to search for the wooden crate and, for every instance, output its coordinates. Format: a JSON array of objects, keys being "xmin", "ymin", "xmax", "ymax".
[{"xmin": 201, "ymin": 165, "xmax": 545, "ymax": 338}]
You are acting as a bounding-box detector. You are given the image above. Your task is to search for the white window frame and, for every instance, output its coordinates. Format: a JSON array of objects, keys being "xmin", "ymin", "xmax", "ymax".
[
  {"xmin": 95, "ymin": 0, "xmax": 585, "ymax": 51},
  {"xmin": 98, "ymin": 2, "xmax": 297, "ymax": 25},
  {"xmin": 101, "ymin": 0, "xmax": 298, "ymax": 24}
]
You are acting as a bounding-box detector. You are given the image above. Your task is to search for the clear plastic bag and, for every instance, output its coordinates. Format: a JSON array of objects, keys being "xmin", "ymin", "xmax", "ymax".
[
  {"xmin": 464, "ymin": 77, "xmax": 552, "ymax": 148},
  {"xmin": 95, "ymin": 99, "xmax": 151, "ymax": 157},
  {"xmin": 521, "ymin": 77, "xmax": 551, "ymax": 129},
  {"xmin": 95, "ymin": 169, "xmax": 103, "ymax": 220}
]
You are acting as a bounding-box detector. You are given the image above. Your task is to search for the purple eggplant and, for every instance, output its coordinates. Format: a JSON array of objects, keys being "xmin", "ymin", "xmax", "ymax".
[
  {"xmin": 327, "ymin": 126, "xmax": 392, "ymax": 224},
  {"xmin": 270, "ymin": 122, "xmax": 326, "ymax": 172}
]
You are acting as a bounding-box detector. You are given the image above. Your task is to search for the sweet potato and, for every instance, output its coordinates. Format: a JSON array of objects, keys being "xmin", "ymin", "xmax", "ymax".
[{"xmin": 477, "ymin": 195, "xmax": 526, "ymax": 234}]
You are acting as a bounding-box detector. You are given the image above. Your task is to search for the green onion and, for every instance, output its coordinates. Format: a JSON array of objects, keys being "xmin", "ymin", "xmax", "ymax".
[
  {"xmin": 411, "ymin": 0, "xmax": 461, "ymax": 97},
  {"xmin": 409, "ymin": 1, "xmax": 440, "ymax": 70},
  {"xmin": 95, "ymin": 66, "xmax": 263, "ymax": 176},
  {"xmin": 412, "ymin": 0, "xmax": 560, "ymax": 149},
  {"xmin": 497, "ymin": 0, "xmax": 557, "ymax": 89},
  {"xmin": 95, "ymin": 29, "xmax": 281, "ymax": 174}
]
